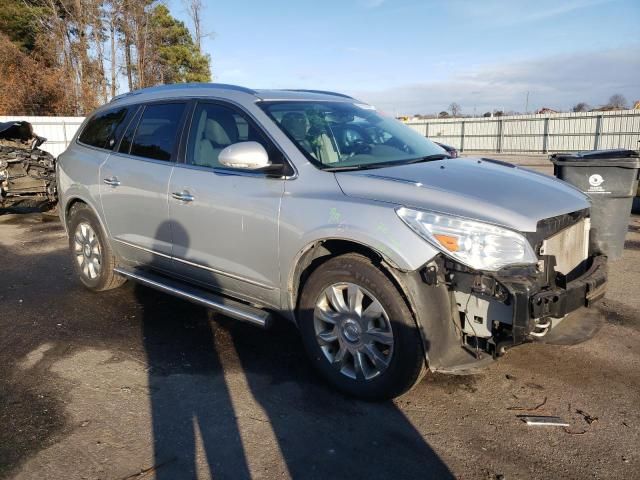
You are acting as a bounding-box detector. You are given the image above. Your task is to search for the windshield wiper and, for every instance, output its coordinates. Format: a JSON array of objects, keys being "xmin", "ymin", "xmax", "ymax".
[
  {"xmin": 323, "ymin": 154, "xmax": 451, "ymax": 172},
  {"xmin": 323, "ymin": 165, "xmax": 369, "ymax": 172},
  {"xmin": 404, "ymin": 154, "xmax": 451, "ymax": 164}
]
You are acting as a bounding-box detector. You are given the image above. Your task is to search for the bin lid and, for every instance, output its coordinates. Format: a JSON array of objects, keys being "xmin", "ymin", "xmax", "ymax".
[{"xmin": 550, "ymin": 149, "xmax": 640, "ymax": 167}]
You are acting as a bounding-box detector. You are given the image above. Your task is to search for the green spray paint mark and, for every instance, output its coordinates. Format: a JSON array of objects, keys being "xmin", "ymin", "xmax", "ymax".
[{"xmin": 329, "ymin": 207, "xmax": 342, "ymax": 224}]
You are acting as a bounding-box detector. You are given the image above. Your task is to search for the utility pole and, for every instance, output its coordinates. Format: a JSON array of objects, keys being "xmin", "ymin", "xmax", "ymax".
[{"xmin": 525, "ymin": 91, "xmax": 530, "ymax": 114}]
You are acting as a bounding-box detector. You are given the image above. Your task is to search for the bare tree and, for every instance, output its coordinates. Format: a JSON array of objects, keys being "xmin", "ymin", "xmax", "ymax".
[
  {"xmin": 607, "ymin": 94, "xmax": 628, "ymax": 110},
  {"xmin": 88, "ymin": 0, "xmax": 109, "ymax": 103},
  {"xmin": 184, "ymin": 0, "xmax": 206, "ymax": 50},
  {"xmin": 122, "ymin": 22, "xmax": 134, "ymax": 91},
  {"xmin": 105, "ymin": 0, "xmax": 122, "ymax": 98},
  {"xmin": 448, "ymin": 102, "xmax": 461, "ymax": 117},
  {"xmin": 572, "ymin": 102, "xmax": 590, "ymax": 112}
]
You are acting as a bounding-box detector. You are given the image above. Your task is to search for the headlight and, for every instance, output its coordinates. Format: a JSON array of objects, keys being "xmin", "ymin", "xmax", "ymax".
[{"xmin": 396, "ymin": 207, "xmax": 537, "ymax": 271}]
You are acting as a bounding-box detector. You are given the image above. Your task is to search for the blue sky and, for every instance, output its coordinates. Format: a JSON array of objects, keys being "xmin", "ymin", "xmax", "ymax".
[{"xmin": 168, "ymin": 0, "xmax": 640, "ymax": 115}]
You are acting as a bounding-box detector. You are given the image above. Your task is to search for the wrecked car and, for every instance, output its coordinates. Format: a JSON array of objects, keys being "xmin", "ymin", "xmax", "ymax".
[
  {"xmin": 0, "ymin": 121, "xmax": 57, "ymax": 209},
  {"xmin": 57, "ymin": 84, "xmax": 607, "ymax": 400}
]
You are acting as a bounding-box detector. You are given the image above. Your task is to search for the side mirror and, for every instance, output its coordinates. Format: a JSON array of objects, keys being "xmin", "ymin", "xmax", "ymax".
[{"xmin": 218, "ymin": 141, "xmax": 271, "ymax": 170}]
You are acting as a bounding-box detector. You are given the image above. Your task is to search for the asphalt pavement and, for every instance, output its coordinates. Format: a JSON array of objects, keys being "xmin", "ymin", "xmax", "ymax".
[{"xmin": 1, "ymin": 192, "xmax": 639, "ymax": 479}]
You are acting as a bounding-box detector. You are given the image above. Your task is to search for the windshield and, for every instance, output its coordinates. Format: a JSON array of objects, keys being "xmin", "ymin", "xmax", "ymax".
[{"xmin": 260, "ymin": 101, "xmax": 448, "ymax": 170}]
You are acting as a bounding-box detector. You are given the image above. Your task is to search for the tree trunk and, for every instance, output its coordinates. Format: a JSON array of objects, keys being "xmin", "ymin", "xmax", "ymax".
[
  {"xmin": 91, "ymin": 5, "xmax": 108, "ymax": 103},
  {"xmin": 110, "ymin": 10, "xmax": 117, "ymax": 98},
  {"xmin": 185, "ymin": 0, "xmax": 204, "ymax": 51}
]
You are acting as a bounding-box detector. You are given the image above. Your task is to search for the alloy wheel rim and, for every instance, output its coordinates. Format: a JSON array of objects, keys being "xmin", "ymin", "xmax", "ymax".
[
  {"xmin": 74, "ymin": 222, "xmax": 102, "ymax": 280},
  {"xmin": 314, "ymin": 282, "xmax": 394, "ymax": 380}
]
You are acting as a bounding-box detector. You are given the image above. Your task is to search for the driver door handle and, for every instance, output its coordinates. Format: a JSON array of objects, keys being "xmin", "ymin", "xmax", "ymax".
[
  {"xmin": 172, "ymin": 191, "xmax": 195, "ymax": 202},
  {"xmin": 103, "ymin": 176, "xmax": 121, "ymax": 187}
]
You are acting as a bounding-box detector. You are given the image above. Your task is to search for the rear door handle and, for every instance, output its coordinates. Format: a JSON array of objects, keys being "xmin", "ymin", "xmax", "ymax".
[
  {"xmin": 171, "ymin": 191, "xmax": 195, "ymax": 202},
  {"xmin": 103, "ymin": 176, "xmax": 121, "ymax": 187}
]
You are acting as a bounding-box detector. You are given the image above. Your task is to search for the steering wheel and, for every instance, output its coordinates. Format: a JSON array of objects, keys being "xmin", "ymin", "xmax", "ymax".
[
  {"xmin": 383, "ymin": 137, "xmax": 411, "ymax": 153},
  {"xmin": 347, "ymin": 138, "xmax": 372, "ymax": 155}
]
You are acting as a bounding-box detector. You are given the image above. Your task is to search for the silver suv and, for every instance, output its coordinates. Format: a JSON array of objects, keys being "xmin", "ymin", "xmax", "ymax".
[{"xmin": 57, "ymin": 84, "xmax": 607, "ymax": 399}]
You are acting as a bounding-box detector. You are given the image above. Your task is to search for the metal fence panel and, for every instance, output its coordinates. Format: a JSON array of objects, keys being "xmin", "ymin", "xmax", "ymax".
[
  {"xmin": 502, "ymin": 118, "xmax": 545, "ymax": 152},
  {"xmin": 406, "ymin": 110, "xmax": 640, "ymax": 154},
  {"xmin": 599, "ymin": 113, "xmax": 640, "ymax": 150},
  {"xmin": 460, "ymin": 120, "xmax": 500, "ymax": 151}
]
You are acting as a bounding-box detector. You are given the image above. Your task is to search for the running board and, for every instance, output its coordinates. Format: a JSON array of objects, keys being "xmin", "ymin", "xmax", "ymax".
[{"xmin": 114, "ymin": 267, "xmax": 271, "ymax": 329}]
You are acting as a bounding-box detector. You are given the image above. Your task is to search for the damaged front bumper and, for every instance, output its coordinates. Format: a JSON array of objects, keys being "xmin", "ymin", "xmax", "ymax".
[
  {"xmin": 431, "ymin": 252, "xmax": 608, "ymax": 369},
  {"xmin": 495, "ymin": 254, "xmax": 607, "ymax": 347},
  {"xmin": 401, "ymin": 253, "xmax": 607, "ymax": 374}
]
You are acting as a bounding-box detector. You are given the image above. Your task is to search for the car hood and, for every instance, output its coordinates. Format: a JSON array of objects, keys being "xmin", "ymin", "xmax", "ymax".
[{"xmin": 334, "ymin": 158, "xmax": 590, "ymax": 232}]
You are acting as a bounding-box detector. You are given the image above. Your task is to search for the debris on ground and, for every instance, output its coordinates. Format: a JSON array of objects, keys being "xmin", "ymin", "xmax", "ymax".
[
  {"xmin": 120, "ymin": 458, "xmax": 177, "ymax": 480},
  {"xmin": 0, "ymin": 121, "xmax": 57, "ymax": 210},
  {"xmin": 507, "ymin": 396, "xmax": 547, "ymax": 411},
  {"xmin": 518, "ymin": 415, "xmax": 570, "ymax": 427},
  {"xmin": 524, "ymin": 382, "xmax": 545, "ymax": 390},
  {"xmin": 563, "ymin": 408, "xmax": 600, "ymax": 434},
  {"xmin": 485, "ymin": 472, "xmax": 505, "ymax": 480},
  {"xmin": 576, "ymin": 409, "xmax": 598, "ymax": 425}
]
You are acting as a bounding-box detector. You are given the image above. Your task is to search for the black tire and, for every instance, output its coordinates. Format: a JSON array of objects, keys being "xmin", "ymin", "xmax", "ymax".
[
  {"xmin": 67, "ymin": 203, "xmax": 126, "ymax": 291},
  {"xmin": 298, "ymin": 253, "xmax": 426, "ymax": 400}
]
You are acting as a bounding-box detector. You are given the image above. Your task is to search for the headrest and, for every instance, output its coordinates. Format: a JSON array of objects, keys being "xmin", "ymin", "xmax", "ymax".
[
  {"xmin": 202, "ymin": 110, "xmax": 239, "ymax": 146},
  {"xmin": 281, "ymin": 112, "xmax": 308, "ymax": 141},
  {"xmin": 204, "ymin": 119, "xmax": 229, "ymax": 145}
]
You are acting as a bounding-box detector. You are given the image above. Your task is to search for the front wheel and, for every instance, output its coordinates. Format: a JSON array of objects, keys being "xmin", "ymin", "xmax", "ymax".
[{"xmin": 298, "ymin": 254, "xmax": 426, "ymax": 400}]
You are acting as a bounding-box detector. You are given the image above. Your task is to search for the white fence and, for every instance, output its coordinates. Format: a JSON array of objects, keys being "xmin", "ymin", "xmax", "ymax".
[
  {"xmin": 405, "ymin": 109, "xmax": 640, "ymax": 154},
  {"xmin": 0, "ymin": 115, "xmax": 85, "ymax": 157},
  {"xmin": 2, "ymin": 109, "xmax": 640, "ymax": 157}
]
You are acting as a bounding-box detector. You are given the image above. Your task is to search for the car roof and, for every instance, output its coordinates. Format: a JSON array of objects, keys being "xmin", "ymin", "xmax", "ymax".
[{"xmin": 106, "ymin": 83, "xmax": 360, "ymax": 110}]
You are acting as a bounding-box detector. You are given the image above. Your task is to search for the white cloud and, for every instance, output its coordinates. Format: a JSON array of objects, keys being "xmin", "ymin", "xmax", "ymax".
[{"xmin": 351, "ymin": 47, "xmax": 640, "ymax": 115}]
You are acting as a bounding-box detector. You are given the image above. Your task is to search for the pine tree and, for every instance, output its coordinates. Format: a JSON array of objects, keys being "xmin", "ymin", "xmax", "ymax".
[{"xmin": 147, "ymin": 4, "xmax": 211, "ymax": 85}]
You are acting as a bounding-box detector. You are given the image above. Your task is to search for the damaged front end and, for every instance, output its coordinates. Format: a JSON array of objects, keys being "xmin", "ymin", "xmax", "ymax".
[
  {"xmin": 0, "ymin": 121, "xmax": 57, "ymax": 209},
  {"xmin": 410, "ymin": 209, "xmax": 607, "ymax": 373},
  {"xmin": 443, "ymin": 210, "xmax": 607, "ymax": 361}
]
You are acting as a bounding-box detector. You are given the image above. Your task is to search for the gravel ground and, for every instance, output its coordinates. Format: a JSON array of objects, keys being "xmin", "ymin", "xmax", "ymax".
[{"xmin": 1, "ymin": 181, "xmax": 639, "ymax": 479}]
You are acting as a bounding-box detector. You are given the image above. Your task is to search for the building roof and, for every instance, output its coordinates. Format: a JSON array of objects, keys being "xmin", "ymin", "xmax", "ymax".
[{"xmin": 536, "ymin": 107, "xmax": 559, "ymax": 114}]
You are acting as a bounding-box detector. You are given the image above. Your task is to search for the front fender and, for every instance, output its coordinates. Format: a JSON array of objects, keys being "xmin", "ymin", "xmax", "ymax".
[
  {"xmin": 281, "ymin": 196, "xmax": 439, "ymax": 275},
  {"xmin": 279, "ymin": 195, "xmax": 440, "ymax": 317}
]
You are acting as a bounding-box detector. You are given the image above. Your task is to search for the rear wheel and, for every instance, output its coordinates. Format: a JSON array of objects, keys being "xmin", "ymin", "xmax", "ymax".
[
  {"xmin": 67, "ymin": 203, "xmax": 126, "ymax": 291},
  {"xmin": 298, "ymin": 254, "xmax": 425, "ymax": 400}
]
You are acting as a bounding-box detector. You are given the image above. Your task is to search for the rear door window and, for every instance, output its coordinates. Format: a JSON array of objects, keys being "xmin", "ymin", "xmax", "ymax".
[
  {"xmin": 78, "ymin": 107, "xmax": 129, "ymax": 150},
  {"xmin": 128, "ymin": 103, "xmax": 186, "ymax": 161}
]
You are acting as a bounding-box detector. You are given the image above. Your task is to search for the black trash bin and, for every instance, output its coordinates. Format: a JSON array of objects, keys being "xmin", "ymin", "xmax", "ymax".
[{"xmin": 550, "ymin": 149, "xmax": 640, "ymax": 260}]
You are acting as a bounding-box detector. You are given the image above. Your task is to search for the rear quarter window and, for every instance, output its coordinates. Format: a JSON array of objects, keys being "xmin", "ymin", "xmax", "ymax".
[{"xmin": 78, "ymin": 107, "xmax": 129, "ymax": 149}]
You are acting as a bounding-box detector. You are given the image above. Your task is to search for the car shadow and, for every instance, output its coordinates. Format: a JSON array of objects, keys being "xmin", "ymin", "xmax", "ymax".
[{"xmin": 138, "ymin": 221, "xmax": 453, "ymax": 479}]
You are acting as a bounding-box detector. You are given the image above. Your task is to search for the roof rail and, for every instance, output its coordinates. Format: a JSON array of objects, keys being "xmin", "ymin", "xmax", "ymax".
[
  {"xmin": 110, "ymin": 83, "xmax": 256, "ymax": 102},
  {"xmin": 283, "ymin": 89, "xmax": 354, "ymax": 99}
]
